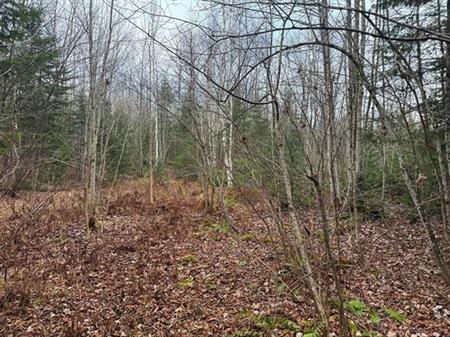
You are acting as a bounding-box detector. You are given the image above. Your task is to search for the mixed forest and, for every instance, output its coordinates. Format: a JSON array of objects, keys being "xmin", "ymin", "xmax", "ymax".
[{"xmin": 1, "ymin": 0, "xmax": 450, "ymax": 336}]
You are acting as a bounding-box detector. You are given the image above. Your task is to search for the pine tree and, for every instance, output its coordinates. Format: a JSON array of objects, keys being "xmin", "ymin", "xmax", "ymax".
[{"xmin": 0, "ymin": 1, "xmax": 70, "ymax": 187}]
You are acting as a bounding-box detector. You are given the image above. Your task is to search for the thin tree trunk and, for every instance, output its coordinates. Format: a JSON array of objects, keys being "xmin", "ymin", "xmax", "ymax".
[
  {"xmin": 395, "ymin": 144, "xmax": 450, "ymax": 285},
  {"xmin": 85, "ymin": 0, "xmax": 97, "ymax": 233},
  {"xmin": 225, "ymin": 96, "xmax": 233, "ymax": 187},
  {"xmin": 308, "ymin": 174, "xmax": 349, "ymax": 337},
  {"xmin": 273, "ymin": 101, "xmax": 327, "ymax": 324},
  {"xmin": 320, "ymin": 0, "xmax": 339, "ymax": 203},
  {"xmin": 445, "ymin": 0, "xmax": 450, "ymax": 234},
  {"xmin": 85, "ymin": 0, "xmax": 115, "ymax": 232}
]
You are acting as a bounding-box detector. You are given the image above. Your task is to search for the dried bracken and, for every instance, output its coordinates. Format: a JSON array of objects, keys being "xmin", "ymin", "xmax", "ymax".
[{"xmin": 0, "ymin": 180, "xmax": 448, "ymax": 336}]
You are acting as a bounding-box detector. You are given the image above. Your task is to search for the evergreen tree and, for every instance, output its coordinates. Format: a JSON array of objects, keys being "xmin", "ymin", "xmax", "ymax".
[{"xmin": 0, "ymin": 1, "xmax": 70, "ymax": 187}]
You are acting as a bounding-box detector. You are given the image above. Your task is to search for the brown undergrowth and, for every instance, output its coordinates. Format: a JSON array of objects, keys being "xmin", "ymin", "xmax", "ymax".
[{"xmin": 0, "ymin": 179, "xmax": 448, "ymax": 336}]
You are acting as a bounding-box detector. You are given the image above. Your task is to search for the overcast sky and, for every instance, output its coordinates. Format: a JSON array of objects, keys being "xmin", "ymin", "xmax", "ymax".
[{"xmin": 162, "ymin": 0, "xmax": 197, "ymax": 19}]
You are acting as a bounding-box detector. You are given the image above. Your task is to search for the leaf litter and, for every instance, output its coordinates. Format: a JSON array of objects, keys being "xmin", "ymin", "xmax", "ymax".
[{"xmin": 0, "ymin": 179, "xmax": 448, "ymax": 336}]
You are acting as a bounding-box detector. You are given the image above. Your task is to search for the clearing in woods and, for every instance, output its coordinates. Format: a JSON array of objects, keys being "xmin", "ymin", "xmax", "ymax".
[{"xmin": 0, "ymin": 179, "xmax": 448, "ymax": 336}]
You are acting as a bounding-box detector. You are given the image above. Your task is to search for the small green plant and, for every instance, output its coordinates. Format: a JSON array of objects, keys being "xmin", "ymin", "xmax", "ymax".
[
  {"xmin": 229, "ymin": 330, "xmax": 262, "ymax": 337},
  {"xmin": 208, "ymin": 222, "xmax": 231, "ymax": 233},
  {"xmin": 328, "ymin": 297, "xmax": 340, "ymax": 308},
  {"xmin": 384, "ymin": 307, "xmax": 406, "ymax": 324},
  {"xmin": 224, "ymin": 195, "xmax": 237, "ymax": 207},
  {"xmin": 252, "ymin": 314, "xmax": 300, "ymax": 332},
  {"xmin": 262, "ymin": 235, "xmax": 273, "ymax": 243},
  {"xmin": 236, "ymin": 310, "xmax": 252, "ymax": 320},
  {"xmin": 278, "ymin": 262, "xmax": 296, "ymax": 276},
  {"xmin": 235, "ymin": 311, "xmax": 301, "ymax": 334},
  {"xmin": 207, "ymin": 282, "xmax": 217, "ymax": 290},
  {"xmin": 370, "ymin": 309, "xmax": 381, "ymax": 324},
  {"xmin": 346, "ymin": 299, "xmax": 367, "ymax": 316},
  {"xmin": 348, "ymin": 319, "xmax": 359, "ymax": 335},
  {"xmin": 180, "ymin": 254, "xmax": 197, "ymax": 263},
  {"xmin": 178, "ymin": 277, "xmax": 194, "ymax": 288},
  {"xmin": 291, "ymin": 288, "xmax": 301, "ymax": 300},
  {"xmin": 275, "ymin": 282, "xmax": 287, "ymax": 295},
  {"xmin": 239, "ymin": 233, "xmax": 254, "ymax": 241},
  {"xmin": 369, "ymin": 269, "xmax": 381, "ymax": 276},
  {"xmin": 33, "ymin": 297, "xmax": 44, "ymax": 307},
  {"xmin": 303, "ymin": 328, "xmax": 320, "ymax": 337}
]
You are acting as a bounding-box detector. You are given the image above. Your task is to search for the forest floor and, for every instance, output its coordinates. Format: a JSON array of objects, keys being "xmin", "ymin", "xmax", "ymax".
[{"xmin": 0, "ymin": 179, "xmax": 449, "ymax": 337}]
